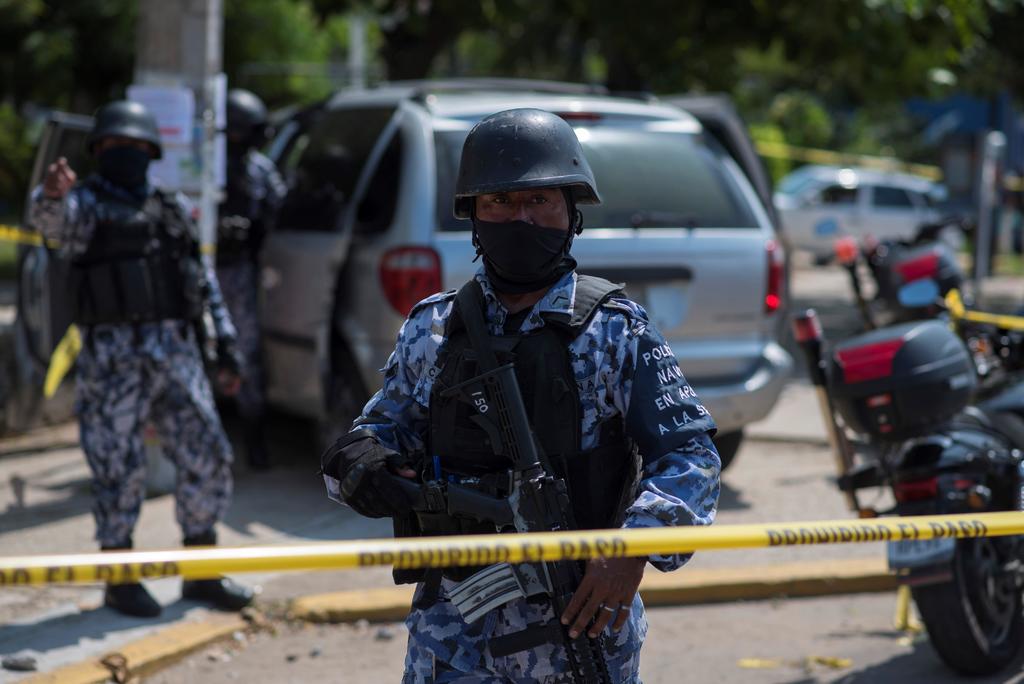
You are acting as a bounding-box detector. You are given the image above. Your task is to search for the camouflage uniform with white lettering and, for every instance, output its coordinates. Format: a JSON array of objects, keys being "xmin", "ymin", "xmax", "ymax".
[
  {"xmin": 28, "ymin": 178, "xmax": 237, "ymax": 547},
  {"xmin": 343, "ymin": 268, "xmax": 720, "ymax": 683}
]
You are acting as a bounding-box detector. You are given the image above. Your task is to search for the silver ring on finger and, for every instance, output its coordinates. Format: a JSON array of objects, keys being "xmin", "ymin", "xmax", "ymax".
[{"xmin": 600, "ymin": 604, "xmax": 616, "ymax": 613}]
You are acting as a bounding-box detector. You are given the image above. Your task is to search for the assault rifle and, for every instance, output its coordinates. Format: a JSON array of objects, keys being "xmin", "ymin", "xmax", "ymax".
[{"xmin": 391, "ymin": 282, "xmax": 611, "ymax": 683}]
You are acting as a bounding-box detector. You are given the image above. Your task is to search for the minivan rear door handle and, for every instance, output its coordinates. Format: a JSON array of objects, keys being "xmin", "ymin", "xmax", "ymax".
[{"xmin": 579, "ymin": 266, "xmax": 692, "ymax": 283}]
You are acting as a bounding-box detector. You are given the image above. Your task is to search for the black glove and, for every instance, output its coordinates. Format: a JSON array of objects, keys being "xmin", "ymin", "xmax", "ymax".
[
  {"xmin": 321, "ymin": 434, "xmax": 416, "ymax": 518},
  {"xmin": 215, "ymin": 336, "xmax": 243, "ymax": 375}
]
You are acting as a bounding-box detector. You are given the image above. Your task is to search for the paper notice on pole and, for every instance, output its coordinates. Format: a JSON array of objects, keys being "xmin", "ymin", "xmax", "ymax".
[
  {"xmin": 213, "ymin": 72, "xmax": 228, "ymax": 129},
  {"xmin": 127, "ymin": 85, "xmax": 195, "ymax": 145},
  {"xmin": 127, "ymin": 84, "xmax": 199, "ymax": 192}
]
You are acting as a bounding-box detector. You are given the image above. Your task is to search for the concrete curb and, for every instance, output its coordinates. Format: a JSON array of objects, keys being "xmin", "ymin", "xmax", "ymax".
[
  {"xmin": 745, "ymin": 432, "xmax": 830, "ymax": 447},
  {"xmin": 18, "ymin": 613, "xmax": 247, "ymax": 684},
  {"xmin": 290, "ymin": 557, "xmax": 895, "ymax": 624}
]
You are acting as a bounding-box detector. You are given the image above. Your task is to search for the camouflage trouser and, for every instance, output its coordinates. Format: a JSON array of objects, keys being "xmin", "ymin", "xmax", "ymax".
[
  {"xmin": 216, "ymin": 260, "xmax": 265, "ymax": 419},
  {"xmin": 402, "ymin": 589, "xmax": 646, "ymax": 683},
  {"xmin": 76, "ymin": 321, "xmax": 234, "ymax": 547}
]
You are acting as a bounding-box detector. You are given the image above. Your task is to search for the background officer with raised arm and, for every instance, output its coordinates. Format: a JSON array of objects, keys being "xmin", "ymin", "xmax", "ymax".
[
  {"xmin": 28, "ymin": 100, "xmax": 253, "ymax": 618},
  {"xmin": 217, "ymin": 88, "xmax": 286, "ymax": 470},
  {"xmin": 321, "ymin": 108, "xmax": 720, "ymax": 682}
]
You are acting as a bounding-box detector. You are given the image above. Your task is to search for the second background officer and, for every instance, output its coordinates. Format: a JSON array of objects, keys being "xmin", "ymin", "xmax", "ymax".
[{"xmin": 217, "ymin": 88, "xmax": 286, "ymax": 470}]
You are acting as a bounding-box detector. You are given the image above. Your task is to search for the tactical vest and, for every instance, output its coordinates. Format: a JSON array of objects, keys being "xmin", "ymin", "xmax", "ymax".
[
  {"xmin": 70, "ymin": 178, "xmax": 204, "ymax": 326},
  {"xmin": 394, "ymin": 276, "xmax": 641, "ymax": 586}
]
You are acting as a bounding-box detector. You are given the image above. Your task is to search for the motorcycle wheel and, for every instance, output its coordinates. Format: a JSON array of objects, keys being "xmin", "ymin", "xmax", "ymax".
[{"xmin": 912, "ymin": 536, "xmax": 1024, "ymax": 675}]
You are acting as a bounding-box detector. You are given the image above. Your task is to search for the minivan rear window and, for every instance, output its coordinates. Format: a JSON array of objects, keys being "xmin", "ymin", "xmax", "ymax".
[{"xmin": 434, "ymin": 124, "xmax": 758, "ymax": 231}]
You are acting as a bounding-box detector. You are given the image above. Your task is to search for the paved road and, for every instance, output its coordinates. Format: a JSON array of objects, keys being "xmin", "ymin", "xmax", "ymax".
[
  {"xmin": 151, "ymin": 592, "xmax": 1024, "ymax": 684},
  {"xmin": 2, "ymin": 262, "xmax": 1023, "ymax": 681}
]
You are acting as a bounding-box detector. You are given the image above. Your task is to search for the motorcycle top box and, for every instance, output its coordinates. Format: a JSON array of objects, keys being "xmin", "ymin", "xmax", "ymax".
[
  {"xmin": 829, "ymin": 320, "xmax": 976, "ymax": 440},
  {"xmin": 872, "ymin": 242, "xmax": 962, "ymax": 300}
]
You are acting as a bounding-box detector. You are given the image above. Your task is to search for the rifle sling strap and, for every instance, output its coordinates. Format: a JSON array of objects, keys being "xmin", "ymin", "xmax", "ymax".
[
  {"xmin": 454, "ymin": 279, "xmax": 499, "ymax": 373},
  {"xmin": 488, "ymin": 621, "xmax": 564, "ymax": 658}
]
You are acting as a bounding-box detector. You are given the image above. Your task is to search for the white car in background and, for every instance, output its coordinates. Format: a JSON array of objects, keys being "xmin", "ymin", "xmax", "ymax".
[{"xmin": 774, "ymin": 165, "xmax": 951, "ymax": 262}]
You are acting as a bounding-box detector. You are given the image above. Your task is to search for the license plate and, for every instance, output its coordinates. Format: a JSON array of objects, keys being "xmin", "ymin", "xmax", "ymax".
[{"xmin": 887, "ymin": 537, "xmax": 956, "ymax": 570}]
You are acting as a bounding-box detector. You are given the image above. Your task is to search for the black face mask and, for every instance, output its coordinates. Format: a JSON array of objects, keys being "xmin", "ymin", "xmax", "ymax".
[
  {"xmin": 97, "ymin": 146, "xmax": 151, "ymax": 190},
  {"xmin": 473, "ymin": 218, "xmax": 576, "ymax": 294}
]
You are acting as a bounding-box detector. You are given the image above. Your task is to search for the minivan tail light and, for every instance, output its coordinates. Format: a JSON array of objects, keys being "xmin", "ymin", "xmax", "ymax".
[
  {"xmin": 765, "ymin": 239, "xmax": 784, "ymax": 313},
  {"xmin": 379, "ymin": 246, "xmax": 442, "ymax": 317}
]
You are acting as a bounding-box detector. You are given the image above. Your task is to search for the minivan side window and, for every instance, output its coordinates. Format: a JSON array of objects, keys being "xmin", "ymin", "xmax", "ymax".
[
  {"xmin": 354, "ymin": 130, "xmax": 403, "ymax": 235},
  {"xmin": 434, "ymin": 126, "xmax": 758, "ymax": 231},
  {"xmin": 872, "ymin": 185, "xmax": 914, "ymax": 208},
  {"xmin": 818, "ymin": 185, "xmax": 857, "ymax": 205},
  {"xmin": 276, "ymin": 106, "xmax": 395, "ymax": 232}
]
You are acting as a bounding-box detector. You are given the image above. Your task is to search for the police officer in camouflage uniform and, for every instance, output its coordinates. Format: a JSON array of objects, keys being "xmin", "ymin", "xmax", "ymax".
[
  {"xmin": 321, "ymin": 108, "xmax": 720, "ymax": 683},
  {"xmin": 29, "ymin": 100, "xmax": 254, "ymax": 618},
  {"xmin": 217, "ymin": 89, "xmax": 286, "ymax": 470}
]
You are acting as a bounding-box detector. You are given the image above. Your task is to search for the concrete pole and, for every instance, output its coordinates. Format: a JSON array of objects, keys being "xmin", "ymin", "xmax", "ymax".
[
  {"xmin": 348, "ymin": 14, "xmax": 368, "ymax": 90},
  {"xmin": 973, "ymin": 130, "xmax": 1007, "ymax": 291},
  {"xmin": 134, "ymin": 0, "xmax": 223, "ymax": 494},
  {"xmin": 134, "ymin": 0, "xmax": 222, "ymax": 248}
]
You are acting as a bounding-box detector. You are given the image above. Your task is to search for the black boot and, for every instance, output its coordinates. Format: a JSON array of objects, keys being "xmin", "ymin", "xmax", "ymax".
[
  {"xmin": 243, "ymin": 416, "xmax": 271, "ymax": 471},
  {"xmin": 180, "ymin": 531, "xmax": 255, "ymax": 611},
  {"xmin": 101, "ymin": 541, "xmax": 162, "ymax": 618}
]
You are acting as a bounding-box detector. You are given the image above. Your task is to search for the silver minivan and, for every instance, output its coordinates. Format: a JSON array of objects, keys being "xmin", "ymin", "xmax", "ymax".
[
  {"xmin": 260, "ymin": 80, "xmax": 792, "ymax": 467},
  {"xmin": 774, "ymin": 164, "xmax": 950, "ymax": 262}
]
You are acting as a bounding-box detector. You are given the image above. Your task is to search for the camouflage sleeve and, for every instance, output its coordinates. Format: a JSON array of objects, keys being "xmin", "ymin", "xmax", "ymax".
[
  {"xmin": 26, "ymin": 184, "xmax": 97, "ymax": 257},
  {"xmin": 350, "ymin": 294, "xmax": 453, "ymax": 459},
  {"xmin": 605, "ymin": 298, "xmax": 721, "ymax": 572}
]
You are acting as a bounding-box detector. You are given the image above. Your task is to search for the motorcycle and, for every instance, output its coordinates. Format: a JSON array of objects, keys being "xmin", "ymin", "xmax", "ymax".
[
  {"xmin": 792, "ymin": 282, "xmax": 1024, "ymax": 675},
  {"xmin": 832, "ymin": 214, "xmax": 971, "ymax": 329}
]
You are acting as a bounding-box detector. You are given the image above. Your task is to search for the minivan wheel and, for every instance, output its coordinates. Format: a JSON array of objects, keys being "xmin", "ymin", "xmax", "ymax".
[{"xmin": 712, "ymin": 430, "xmax": 743, "ymax": 471}]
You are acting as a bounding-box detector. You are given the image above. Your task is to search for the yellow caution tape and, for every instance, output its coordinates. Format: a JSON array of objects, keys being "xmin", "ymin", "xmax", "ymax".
[
  {"xmin": 752, "ymin": 140, "xmax": 943, "ymax": 181},
  {"xmin": 738, "ymin": 655, "xmax": 852, "ymax": 671},
  {"xmin": 892, "ymin": 585, "xmax": 923, "ymax": 633},
  {"xmin": 0, "ymin": 511, "xmax": 1019, "ymax": 586},
  {"xmin": 737, "ymin": 658, "xmax": 783, "ymax": 669},
  {"xmin": 1, "ymin": 223, "xmax": 214, "ymax": 257},
  {"xmin": 946, "ymin": 289, "xmax": 1024, "ymax": 332},
  {"xmin": 43, "ymin": 324, "xmax": 82, "ymax": 398},
  {"xmin": 0, "ymin": 224, "xmax": 51, "ymax": 248}
]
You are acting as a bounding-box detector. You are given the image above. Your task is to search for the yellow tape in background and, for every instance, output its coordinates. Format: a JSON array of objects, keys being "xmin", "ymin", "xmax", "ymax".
[
  {"xmin": 753, "ymin": 140, "xmax": 944, "ymax": 181},
  {"xmin": 946, "ymin": 289, "xmax": 1024, "ymax": 332},
  {"xmin": 43, "ymin": 324, "xmax": 81, "ymax": 398},
  {"xmin": 0, "ymin": 224, "xmax": 48, "ymax": 248},
  {"xmin": 0, "ymin": 224, "xmax": 215, "ymax": 256},
  {"xmin": 0, "ymin": 512, "xmax": 1020, "ymax": 586}
]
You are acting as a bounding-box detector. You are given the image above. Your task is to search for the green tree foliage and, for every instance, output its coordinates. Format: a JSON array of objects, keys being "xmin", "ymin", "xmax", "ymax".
[
  {"xmin": 0, "ymin": 0, "xmax": 1019, "ymax": 215},
  {"xmin": 0, "ymin": 104, "xmax": 32, "ymax": 219},
  {"xmin": 767, "ymin": 92, "xmax": 833, "ymax": 149},
  {"xmin": 225, "ymin": 0, "xmax": 338, "ymax": 106}
]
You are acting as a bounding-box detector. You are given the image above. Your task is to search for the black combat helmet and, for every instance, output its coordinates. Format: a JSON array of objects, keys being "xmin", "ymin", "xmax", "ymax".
[
  {"xmin": 454, "ymin": 108, "xmax": 600, "ymax": 219},
  {"xmin": 226, "ymin": 88, "xmax": 269, "ymax": 140},
  {"xmin": 87, "ymin": 100, "xmax": 163, "ymax": 159}
]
